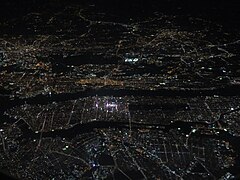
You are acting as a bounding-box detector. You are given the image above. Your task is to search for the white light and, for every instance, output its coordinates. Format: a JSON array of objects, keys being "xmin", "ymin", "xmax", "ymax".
[
  {"xmin": 106, "ymin": 102, "xmax": 117, "ymax": 108},
  {"xmin": 125, "ymin": 58, "xmax": 139, "ymax": 63}
]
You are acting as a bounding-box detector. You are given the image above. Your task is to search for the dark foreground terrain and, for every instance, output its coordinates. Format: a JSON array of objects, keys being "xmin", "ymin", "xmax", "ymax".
[{"xmin": 0, "ymin": 0, "xmax": 240, "ymax": 179}]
